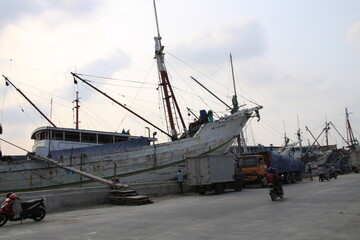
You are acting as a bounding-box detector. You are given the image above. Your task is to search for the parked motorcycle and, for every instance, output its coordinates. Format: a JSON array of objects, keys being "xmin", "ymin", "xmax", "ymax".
[{"xmin": 0, "ymin": 193, "xmax": 46, "ymax": 227}]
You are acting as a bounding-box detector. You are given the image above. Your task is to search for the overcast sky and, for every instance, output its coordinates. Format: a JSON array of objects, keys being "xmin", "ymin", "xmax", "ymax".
[{"xmin": 0, "ymin": 0, "xmax": 360, "ymax": 155}]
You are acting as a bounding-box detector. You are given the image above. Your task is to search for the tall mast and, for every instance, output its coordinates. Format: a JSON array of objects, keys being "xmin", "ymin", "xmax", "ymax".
[
  {"xmin": 230, "ymin": 53, "xmax": 239, "ymax": 114},
  {"xmin": 73, "ymin": 91, "xmax": 80, "ymax": 130},
  {"xmin": 297, "ymin": 115, "xmax": 303, "ymax": 158},
  {"xmin": 325, "ymin": 121, "xmax": 330, "ymax": 147},
  {"xmin": 346, "ymin": 108, "xmax": 358, "ymax": 150},
  {"xmin": 2, "ymin": 75, "xmax": 57, "ymax": 128},
  {"xmin": 153, "ymin": 0, "xmax": 186, "ymax": 140}
]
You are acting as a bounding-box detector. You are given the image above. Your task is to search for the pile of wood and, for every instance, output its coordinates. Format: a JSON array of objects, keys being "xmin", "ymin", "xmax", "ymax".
[{"xmin": 109, "ymin": 189, "xmax": 153, "ymax": 205}]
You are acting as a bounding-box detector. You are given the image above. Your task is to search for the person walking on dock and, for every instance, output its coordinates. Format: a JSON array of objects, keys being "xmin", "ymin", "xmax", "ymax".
[
  {"xmin": 176, "ymin": 169, "xmax": 184, "ymax": 194},
  {"xmin": 308, "ymin": 163, "xmax": 313, "ymax": 181},
  {"xmin": 318, "ymin": 165, "xmax": 325, "ymax": 182}
]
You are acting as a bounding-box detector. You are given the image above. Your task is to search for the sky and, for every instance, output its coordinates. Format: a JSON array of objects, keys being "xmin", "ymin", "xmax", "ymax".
[{"xmin": 0, "ymin": 0, "xmax": 360, "ymax": 155}]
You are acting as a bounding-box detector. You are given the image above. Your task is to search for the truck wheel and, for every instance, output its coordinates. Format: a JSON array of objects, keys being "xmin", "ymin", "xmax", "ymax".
[
  {"xmin": 235, "ymin": 179, "xmax": 243, "ymax": 191},
  {"xmin": 199, "ymin": 190, "xmax": 206, "ymax": 195},
  {"xmin": 296, "ymin": 172, "xmax": 303, "ymax": 181},
  {"xmin": 285, "ymin": 173, "xmax": 291, "ymax": 184},
  {"xmin": 260, "ymin": 176, "xmax": 267, "ymax": 188},
  {"xmin": 214, "ymin": 183, "xmax": 225, "ymax": 194},
  {"xmin": 291, "ymin": 172, "xmax": 297, "ymax": 183}
]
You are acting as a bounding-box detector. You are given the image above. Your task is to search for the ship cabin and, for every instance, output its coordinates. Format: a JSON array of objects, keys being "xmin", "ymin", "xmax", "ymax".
[{"xmin": 31, "ymin": 126, "xmax": 156, "ymax": 157}]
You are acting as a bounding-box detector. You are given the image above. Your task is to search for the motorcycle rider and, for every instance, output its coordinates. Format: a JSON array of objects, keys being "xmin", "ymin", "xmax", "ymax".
[{"xmin": 266, "ymin": 167, "xmax": 283, "ymax": 193}]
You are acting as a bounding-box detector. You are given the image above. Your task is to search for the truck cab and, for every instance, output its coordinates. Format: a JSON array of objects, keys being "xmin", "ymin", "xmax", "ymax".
[{"xmin": 238, "ymin": 154, "xmax": 267, "ymax": 185}]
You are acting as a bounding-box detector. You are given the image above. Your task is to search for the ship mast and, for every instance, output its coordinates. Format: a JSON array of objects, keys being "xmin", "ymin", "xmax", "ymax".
[
  {"xmin": 2, "ymin": 75, "xmax": 57, "ymax": 128},
  {"xmin": 230, "ymin": 53, "xmax": 239, "ymax": 114},
  {"xmin": 325, "ymin": 121, "xmax": 330, "ymax": 147},
  {"xmin": 73, "ymin": 90, "xmax": 80, "ymax": 130},
  {"xmin": 153, "ymin": 0, "xmax": 186, "ymax": 140},
  {"xmin": 346, "ymin": 107, "xmax": 358, "ymax": 150},
  {"xmin": 296, "ymin": 115, "xmax": 303, "ymax": 158}
]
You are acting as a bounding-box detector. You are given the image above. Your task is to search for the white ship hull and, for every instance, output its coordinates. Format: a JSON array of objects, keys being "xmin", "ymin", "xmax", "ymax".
[{"xmin": 0, "ymin": 108, "xmax": 257, "ymax": 193}]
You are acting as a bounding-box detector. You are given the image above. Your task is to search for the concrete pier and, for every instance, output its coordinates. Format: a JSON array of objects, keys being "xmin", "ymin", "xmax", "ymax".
[{"xmin": 3, "ymin": 181, "xmax": 190, "ymax": 211}]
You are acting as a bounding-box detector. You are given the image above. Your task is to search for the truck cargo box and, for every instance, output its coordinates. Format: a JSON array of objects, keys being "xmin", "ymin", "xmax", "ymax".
[
  {"xmin": 269, "ymin": 152, "xmax": 305, "ymax": 173},
  {"xmin": 187, "ymin": 155, "xmax": 235, "ymax": 186},
  {"xmin": 350, "ymin": 151, "xmax": 360, "ymax": 172}
]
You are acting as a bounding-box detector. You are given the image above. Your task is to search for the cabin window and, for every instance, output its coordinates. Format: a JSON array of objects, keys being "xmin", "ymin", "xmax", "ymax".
[
  {"xmin": 39, "ymin": 131, "xmax": 48, "ymax": 140},
  {"xmin": 98, "ymin": 134, "xmax": 113, "ymax": 144},
  {"xmin": 52, "ymin": 131, "xmax": 64, "ymax": 140},
  {"xmin": 65, "ymin": 132, "xmax": 80, "ymax": 142},
  {"xmin": 81, "ymin": 133, "xmax": 96, "ymax": 143},
  {"xmin": 115, "ymin": 136, "xmax": 129, "ymax": 142},
  {"xmin": 34, "ymin": 131, "xmax": 48, "ymax": 141}
]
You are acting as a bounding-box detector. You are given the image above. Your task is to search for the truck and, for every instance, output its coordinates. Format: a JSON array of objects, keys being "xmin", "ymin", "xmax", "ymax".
[
  {"xmin": 350, "ymin": 150, "xmax": 360, "ymax": 173},
  {"xmin": 238, "ymin": 150, "xmax": 305, "ymax": 186},
  {"xmin": 186, "ymin": 155, "xmax": 243, "ymax": 195}
]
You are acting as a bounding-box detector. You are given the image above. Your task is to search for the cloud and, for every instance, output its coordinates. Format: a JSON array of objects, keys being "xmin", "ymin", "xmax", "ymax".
[
  {"xmin": 172, "ymin": 18, "xmax": 267, "ymax": 65},
  {"xmin": 0, "ymin": 0, "xmax": 101, "ymax": 32},
  {"xmin": 79, "ymin": 49, "xmax": 132, "ymax": 77},
  {"xmin": 347, "ymin": 21, "xmax": 360, "ymax": 54},
  {"xmin": 0, "ymin": 0, "xmax": 39, "ymax": 25}
]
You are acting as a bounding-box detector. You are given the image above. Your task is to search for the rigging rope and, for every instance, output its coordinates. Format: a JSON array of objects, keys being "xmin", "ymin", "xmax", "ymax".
[
  {"xmin": 0, "ymin": 85, "xmax": 7, "ymax": 123},
  {"xmin": 116, "ymin": 61, "xmax": 156, "ymax": 133},
  {"xmin": 165, "ymin": 50, "xmax": 262, "ymax": 111},
  {"xmin": 0, "ymin": 137, "xmax": 29, "ymax": 153}
]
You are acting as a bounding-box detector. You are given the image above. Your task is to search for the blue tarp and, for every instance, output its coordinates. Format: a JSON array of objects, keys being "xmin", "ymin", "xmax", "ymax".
[
  {"xmin": 49, "ymin": 137, "xmax": 149, "ymax": 158},
  {"xmin": 270, "ymin": 152, "xmax": 305, "ymax": 173}
]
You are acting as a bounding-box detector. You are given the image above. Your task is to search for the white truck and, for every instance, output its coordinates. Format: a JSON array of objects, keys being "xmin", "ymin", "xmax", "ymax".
[
  {"xmin": 186, "ymin": 155, "xmax": 243, "ymax": 195},
  {"xmin": 350, "ymin": 150, "xmax": 360, "ymax": 173}
]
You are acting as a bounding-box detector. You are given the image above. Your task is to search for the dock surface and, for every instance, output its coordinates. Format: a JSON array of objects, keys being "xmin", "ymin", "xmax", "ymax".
[{"xmin": 1, "ymin": 174, "xmax": 359, "ymax": 240}]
